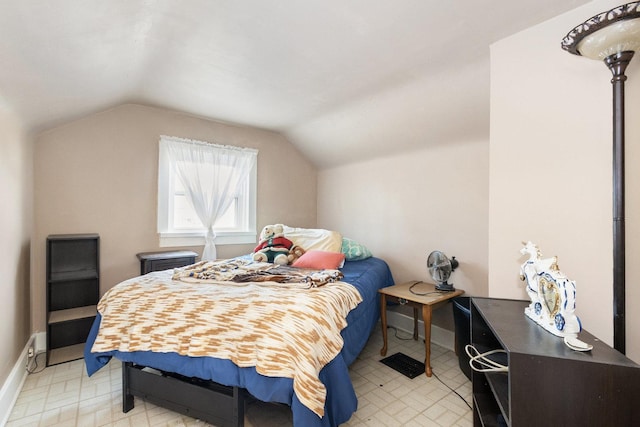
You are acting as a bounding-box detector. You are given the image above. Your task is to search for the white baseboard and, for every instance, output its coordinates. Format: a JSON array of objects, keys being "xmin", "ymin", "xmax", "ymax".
[
  {"xmin": 0, "ymin": 332, "xmax": 45, "ymax": 427},
  {"xmin": 386, "ymin": 310, "xmax": 455, "ymax": 352}
]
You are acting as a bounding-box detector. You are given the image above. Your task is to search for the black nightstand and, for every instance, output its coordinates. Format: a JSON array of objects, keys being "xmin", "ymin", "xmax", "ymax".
[{"xmin": 136, "ymin": 250, "xmax": 199, "ymax": 275}]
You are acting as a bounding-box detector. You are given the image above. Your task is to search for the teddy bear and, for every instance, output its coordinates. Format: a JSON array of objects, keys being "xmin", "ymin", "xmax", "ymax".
[
  {"xmin": 253, "ymin": 224, "xmax": 293, "ymax": 265},
  {"xmin": 287, "ymin": 244, "xmax": 306, "ymax": 264}
]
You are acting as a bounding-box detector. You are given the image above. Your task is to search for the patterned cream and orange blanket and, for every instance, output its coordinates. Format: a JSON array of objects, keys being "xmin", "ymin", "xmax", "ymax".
[
  {"xmin": 91, "ymin": 261, "xmax": 362, "ymax": 417},
  {"xmin": 173, "ymin": 258, "xmax": 345, "ymax": 288}
]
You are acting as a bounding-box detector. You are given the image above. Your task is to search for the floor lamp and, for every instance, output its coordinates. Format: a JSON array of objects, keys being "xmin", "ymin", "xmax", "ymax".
[{"xmin": 561, "ymin": 2, "xmax": 640, "ymax": 354}]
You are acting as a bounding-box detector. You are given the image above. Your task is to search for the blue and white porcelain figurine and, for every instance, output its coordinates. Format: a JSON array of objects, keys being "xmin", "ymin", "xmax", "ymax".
[{"xmin": 519, "ymin": 241, "xmax": 582, "ymax": 339}]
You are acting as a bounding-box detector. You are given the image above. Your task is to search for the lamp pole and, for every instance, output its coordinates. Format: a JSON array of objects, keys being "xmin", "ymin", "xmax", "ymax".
[
  {"xmin": 605, "ymin": 50, "xmax": 634, "ymax": 354},
  {"xmin": 562, "ymin": 2, "xmax": 640, "ymax": 354}
]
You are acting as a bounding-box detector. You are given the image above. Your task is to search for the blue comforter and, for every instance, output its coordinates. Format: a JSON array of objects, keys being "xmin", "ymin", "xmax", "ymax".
[{"xmin": 85, "ymin": 257, "xmax": 394, "ymax": 427}]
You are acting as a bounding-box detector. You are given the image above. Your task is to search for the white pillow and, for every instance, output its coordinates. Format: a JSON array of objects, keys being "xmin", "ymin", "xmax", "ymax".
[{"xmin": 283, "ymin": 225, "xmax": 343, "ymax": 253}]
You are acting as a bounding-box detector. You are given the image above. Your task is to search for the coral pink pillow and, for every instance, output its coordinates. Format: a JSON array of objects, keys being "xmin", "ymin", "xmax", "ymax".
[{"xmin": 292, "ymin": 250, "xmax": 345, "ymax": 270}]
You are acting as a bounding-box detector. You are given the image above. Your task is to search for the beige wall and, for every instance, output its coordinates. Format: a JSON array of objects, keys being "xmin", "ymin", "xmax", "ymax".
[
  {"xmin": 489, "ymin": 0, "xmax": 640, "ymax": 361},
  {"xmin": 0, "ymin": 107, "xmax": 32, "ymax": 385},
  {"xmin": 32, "ymin": 103, "xmax": 317, "ymax": 333},
  {"xmin": 318, "ymin": 138, "xmax": 489, "ymax": 328}
]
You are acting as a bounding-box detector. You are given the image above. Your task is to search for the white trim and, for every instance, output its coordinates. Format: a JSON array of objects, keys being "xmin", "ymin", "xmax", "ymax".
[
  {"xmin": 157, "ymin": 136, "xmax": 258, "ymax": 249},
  {"xmin": 159, "ymin": 230, "xmax": 256, "ymax": 248},
  {"xmin": 386, "ymin": 310, "xmax": 455, "ymax": 351},
  {"xmin": 0, "ymin": 333, "xmax": 44, "ymax": 426}
]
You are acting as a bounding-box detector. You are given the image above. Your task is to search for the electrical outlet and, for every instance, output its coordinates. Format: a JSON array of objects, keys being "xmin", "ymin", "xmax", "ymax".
[{"xmin": 26, "ymin": 345, "xmax": 36, "ymax": 371}]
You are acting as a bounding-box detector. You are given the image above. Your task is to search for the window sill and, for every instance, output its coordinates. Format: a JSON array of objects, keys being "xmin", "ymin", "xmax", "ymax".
[{"xmin": 159, "ymin": 231, "xmax": 257, "ymax": 248}]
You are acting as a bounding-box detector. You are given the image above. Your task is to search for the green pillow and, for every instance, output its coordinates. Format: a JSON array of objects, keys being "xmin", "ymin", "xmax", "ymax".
[{"xmin": 341, "ymin": 237, "xmax": 372, "ymax": 261}]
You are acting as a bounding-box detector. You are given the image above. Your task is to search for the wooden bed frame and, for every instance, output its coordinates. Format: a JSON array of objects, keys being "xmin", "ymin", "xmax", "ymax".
[{"xmin": 122, "ymin": 362, "xmax": 246, "ymax": 427}]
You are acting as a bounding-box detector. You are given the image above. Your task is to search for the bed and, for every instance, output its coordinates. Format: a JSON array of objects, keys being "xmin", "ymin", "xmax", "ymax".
[{"xmin": 84, "ymin": 247, "xmax": 394, "ymax": 427}]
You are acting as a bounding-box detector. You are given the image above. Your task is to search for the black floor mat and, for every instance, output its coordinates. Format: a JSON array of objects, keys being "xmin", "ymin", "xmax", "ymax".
[{"xmin": 380, "ymin": 352, "xmax": 425, "ymax": 378}]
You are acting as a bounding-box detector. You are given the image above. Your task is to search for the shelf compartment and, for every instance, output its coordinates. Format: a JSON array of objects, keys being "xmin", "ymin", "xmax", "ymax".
[
  {"xmin": 48, "ymin": 305, "xmax": 97, "ymax": 324},
  {"xmin": 485, "ymin": 372, "xmax": 509, "ymax": 425},
  {"xmin": 473, "ymin": 393, "xmax": 502, "ymax": 427},
  {"xmin": 49, "ymin": 269, "xmax": 98, "ymax": 282},
  {"xmin": 48, "ymin": 235, "xmax": 99, "ymax": 274},
  {"xmin": 48, "ymin": 343, "xmax": 86, "ymax": 366},
  {"xmin": 48, "ymin": 279, "xmax": 99, "ymax": 311},
  {"xmin": 49, "ymin": 316, "xmax": 95, "ymax": 349}
]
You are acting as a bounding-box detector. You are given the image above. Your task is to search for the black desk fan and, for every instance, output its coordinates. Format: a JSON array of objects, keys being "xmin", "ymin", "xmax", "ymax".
[{"xmin": 427, "ymin": 251, "xmax": 458, "ymax": 291}]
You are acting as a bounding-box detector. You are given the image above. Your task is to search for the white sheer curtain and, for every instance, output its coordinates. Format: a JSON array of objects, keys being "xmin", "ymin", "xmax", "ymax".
[{"xmin": 162, "ymin": 136, "xmax": 257, "ymax": 260}]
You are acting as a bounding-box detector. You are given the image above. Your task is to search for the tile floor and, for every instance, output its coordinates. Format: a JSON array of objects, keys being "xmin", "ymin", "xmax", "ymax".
[{"xmin": 7, "ymin": 327, "xmax": 472, "ymax": 426}]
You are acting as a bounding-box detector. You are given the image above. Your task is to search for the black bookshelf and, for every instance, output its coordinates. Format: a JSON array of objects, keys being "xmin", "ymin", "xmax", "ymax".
[
  {"xmin": 46, "ymin": 234, "xmax": 99, "ymax": 366},
  {"xmin": 471, "ymin": 298, "xmax": 640, "ymax": 426}
]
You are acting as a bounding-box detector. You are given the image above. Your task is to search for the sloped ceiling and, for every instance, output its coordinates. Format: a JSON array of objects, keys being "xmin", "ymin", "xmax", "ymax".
[{"xmin": 0, "ymin": 0, "xmax": 588, "ymax": 168}]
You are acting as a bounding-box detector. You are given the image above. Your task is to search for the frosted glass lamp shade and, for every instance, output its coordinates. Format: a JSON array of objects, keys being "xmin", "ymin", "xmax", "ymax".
[
  {"xmin": 562, "ymin": 2, "xmax": 640, "ymax": 59},
  {"xmin": 577, "ymin": 18, "xmax": 640, "ymax": 59}
]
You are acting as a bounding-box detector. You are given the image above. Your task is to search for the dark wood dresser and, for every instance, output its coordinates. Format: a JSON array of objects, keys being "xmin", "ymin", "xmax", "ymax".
[{"xmin": 136, "ymin": 250, "xmax": 198, "ymax": 275}]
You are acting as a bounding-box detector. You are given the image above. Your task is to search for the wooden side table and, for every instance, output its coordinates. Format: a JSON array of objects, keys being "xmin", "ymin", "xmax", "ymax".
[{"xmin": 379, "ymin": 281, "xmax": 464, "ymax": 377}]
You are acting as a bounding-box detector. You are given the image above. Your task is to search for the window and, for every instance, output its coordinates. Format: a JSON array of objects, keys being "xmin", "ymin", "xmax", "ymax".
[{"xmin": 157, "ymin": 135, "xmax": 258, "ymax": 252}]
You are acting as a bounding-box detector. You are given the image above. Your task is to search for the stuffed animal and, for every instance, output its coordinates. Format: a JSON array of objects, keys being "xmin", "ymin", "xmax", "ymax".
[
  {"xmin": 287, "ymin": 244, "xmax": 306, "ymax": 264},
  {"xmin": 253, "ymin": 224, "xmax": 293, "ymax": 265}
]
